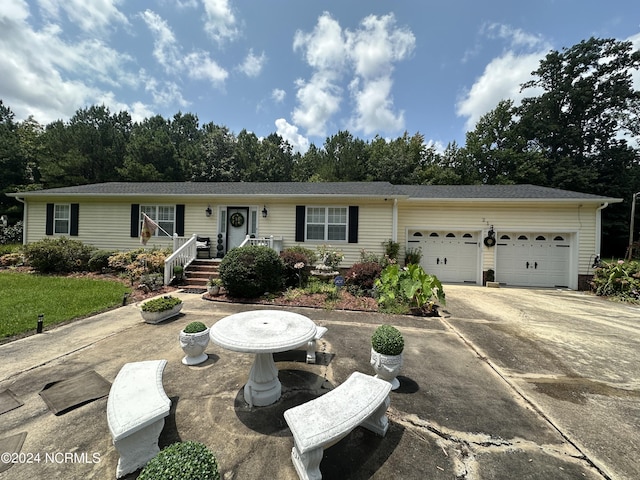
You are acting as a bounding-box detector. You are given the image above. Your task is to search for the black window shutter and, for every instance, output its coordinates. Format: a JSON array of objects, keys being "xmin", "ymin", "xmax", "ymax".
[
  {"xmin": 70, "ymin": 204, "xmax": 79, "ymax": 236},
  {"xmin": 295, "ymin": 206, "xmax": 305, "ymax": 242},
  {"xmin": 348, "ymin": 206, "xmax": 359, "ymax": 243},
  {"xmin": 176, "ymin": 204, "xmax": 185, "ymax": 236},
  {"xmin": 130, "ymin": 204, "xmax": 140, "ymax": 237},
  {"xmin": 45, "ymin": 203, "xmax": 54, "ymax": 235}
]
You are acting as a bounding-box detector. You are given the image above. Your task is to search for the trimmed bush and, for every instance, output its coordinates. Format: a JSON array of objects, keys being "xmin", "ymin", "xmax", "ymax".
[
  {"xmin": 184, "ymin": 321, "xmax": 207, "ymax": 333},
  {"xmin": 138, "ymin": 441, "xmax": 220, "ymax": 480},
  {"xmin": 0, "ymin": 221, "xmax": 23, "ymax": 245},
  {"xmin": 88, "ymin": 250, "xmax": 114, "ymax": 272},
  {"xmin": 219, "ymin": 246, "xmax": 284, "ymax": 298},
  {"xmin": 24, "ymin": 237, "xmax": 95, "ymax": 274},
  {"xmin": 371, "ymin": 324, "xmax": 404, "ymax": 356}
]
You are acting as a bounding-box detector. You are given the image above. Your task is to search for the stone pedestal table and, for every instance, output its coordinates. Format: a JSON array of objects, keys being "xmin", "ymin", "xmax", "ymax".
[{"xmin": 209, "ymin": 310, "xmax": 317, "ymax": 407}]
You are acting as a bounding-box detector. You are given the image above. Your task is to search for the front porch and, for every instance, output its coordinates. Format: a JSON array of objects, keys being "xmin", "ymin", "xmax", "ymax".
[{"xmin": 164, "ymin": 234, "xmax": 282, "ymax": 287}]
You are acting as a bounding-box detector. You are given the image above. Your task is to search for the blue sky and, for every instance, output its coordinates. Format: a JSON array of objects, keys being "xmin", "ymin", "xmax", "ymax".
[{"xmin": 1, "ymin": 0, "xmax": 639, "ymax": 153}]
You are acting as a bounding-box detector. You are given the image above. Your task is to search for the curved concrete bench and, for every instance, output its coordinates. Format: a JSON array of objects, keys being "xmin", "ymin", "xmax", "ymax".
[
  {"xmin": 107, "ymin": 360, "xmax": 171, "ymax": 478},
  {"xmin": 284, "ymin": 371, "xmax": 392, "ymax": 480}
]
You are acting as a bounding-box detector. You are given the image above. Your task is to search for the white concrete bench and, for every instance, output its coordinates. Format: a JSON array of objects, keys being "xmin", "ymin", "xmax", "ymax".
[
  {"xmin": 305, "ymin": 326, "xmax": 328, "ymax": 364},
  {"xmin": 107, "ymin": 360, "xmax": 171, "ymax": 478},
  {"xmin": 284, "ymin": 371, "xmax": 392, "ymax": 480}
]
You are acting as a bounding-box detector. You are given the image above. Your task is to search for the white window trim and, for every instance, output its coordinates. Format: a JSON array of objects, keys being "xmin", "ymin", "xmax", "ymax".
[
  {"xmin": 140, "ymin": 205, "xmax": 175, "ymax": 237},
  {"xmin": 54, "ymin": 204, "xmax": 71, "ymax": 235},
  {"xmin": 305, "ymin": 206, "xmax": 348, "ymax": 242}
]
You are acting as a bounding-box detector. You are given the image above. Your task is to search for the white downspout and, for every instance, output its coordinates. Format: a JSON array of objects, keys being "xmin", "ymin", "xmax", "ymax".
[
  {"xmin": 595, "ymin": 202, "xmax": 608, "ymax": 258},
  {"xmin": 392, "ymin": 198, "xmax": 398, "ymax": 242},
  {"xmin": 14, "ymin": 197, "xmax": 26, "ymax": 245}
]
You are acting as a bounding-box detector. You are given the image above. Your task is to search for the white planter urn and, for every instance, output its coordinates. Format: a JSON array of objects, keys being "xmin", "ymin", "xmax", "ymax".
[
  {"xmin": 370, "ymin": 348, "xmax": 403, "ymax": 390},
  {"xmin": 140, "ymin": 303, "xmax": 183, "ymax": 324},
  {"xmin": 179, "ymin": 328, "xmax": 210, "ymax": 365}
]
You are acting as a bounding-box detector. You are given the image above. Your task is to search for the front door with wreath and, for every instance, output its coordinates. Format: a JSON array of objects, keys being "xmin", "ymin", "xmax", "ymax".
[{"xmin": 226, "ymin": 207, "xmax": 249, "ymax": 251}]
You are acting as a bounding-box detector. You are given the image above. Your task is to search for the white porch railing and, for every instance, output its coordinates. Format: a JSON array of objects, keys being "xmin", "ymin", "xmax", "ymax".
[
  {"xmin": 164, "ymin": 233, "xmax": 197, "ymax": 285},
  {"xmin": 238, "ymin": 235, "xmax": 283, "ymax": 252}
]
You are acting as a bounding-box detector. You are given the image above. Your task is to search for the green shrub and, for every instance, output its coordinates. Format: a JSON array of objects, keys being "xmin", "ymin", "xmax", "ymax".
[
  {"xmin": 141, "ymin": 295, "xmax": 182, "ymax": 312},
  {"xmin": 219, "ymin": 246, "xmax": 284, "ymax": 298},
  {"xmin": 24, "ymin": 237, "xmax": 95, "ymax": 273},
  {"xmin": 371, "ymin": 324, "xmax": 404, "ymax": 355},
  {"xmin": 88, "ymin": 250, "xmax": 114, "ymax": 272},
  {"xmin": 138, "ymin": 441, "xmax": 220, "ymax": 480},
  {"xmin": 184, "ymin": 321, "xmax": 207, "ymax": 333},
  {"xmin": 374, "ymin": 263, "xmax": 445, "ymax": 314},
  {"xmin": 108, "ymin": 247, "xmax": 171, "ymax": 281},
  {"xmin": 285, "ymin": 245, "xmax": 317, "ymax": 265},
  {"xmin": 592, "ymin": 260, "xmax": 640, "ymax": 302},
  {"xmin": 0, "ymin": 221, "xmax": 23, "ymax": 245}
]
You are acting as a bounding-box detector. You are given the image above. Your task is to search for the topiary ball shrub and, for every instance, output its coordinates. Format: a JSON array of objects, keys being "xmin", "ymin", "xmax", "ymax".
[
  {"xmin": 219, "ymin": 246, "xmax": 284, "ymax": 298},
  {"xmin": 24, "ymin": 237, "xmax": 95, "ymax": 273},
  {"xmin": 183, "ymin": 321, "xmax": 207, "ymax": 333},
  {"xmin": 138, "ymin": 441, "xmax": 220, "ymax": 480},
  {"xmin": 371, "ymin": 324, "xmax": 404, "ymax": 356},
  {"xmin": 345, "ymin": 261, "xmax": 382, "ymax": 294}
]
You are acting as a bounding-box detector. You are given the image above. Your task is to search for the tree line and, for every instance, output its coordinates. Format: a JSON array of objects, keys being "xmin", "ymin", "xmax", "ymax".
[{"xmin": 1, "ymin": 37, "xmax": 639, "ymax": 256}]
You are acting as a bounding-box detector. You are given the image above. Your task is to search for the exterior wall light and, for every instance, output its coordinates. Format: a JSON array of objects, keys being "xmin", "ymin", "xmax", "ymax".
[
  {"xmin": 205, "ymin": 206, "xmax": 212, "ymax": 217},
  {"xmin": 262, "ymin": 206, "xmax": 268, "ymax": 218}
]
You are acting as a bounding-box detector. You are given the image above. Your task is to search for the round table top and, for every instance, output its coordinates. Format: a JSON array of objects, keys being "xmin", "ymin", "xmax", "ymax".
[{"xmin": 209, "ymin": 310, "xmax": 317, "ymax": 354}]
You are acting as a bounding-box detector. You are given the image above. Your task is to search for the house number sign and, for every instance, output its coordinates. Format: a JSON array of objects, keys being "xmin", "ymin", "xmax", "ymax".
[{"xmin": 230, "ymin": 212, "xmax": 245, "ymax": 227}]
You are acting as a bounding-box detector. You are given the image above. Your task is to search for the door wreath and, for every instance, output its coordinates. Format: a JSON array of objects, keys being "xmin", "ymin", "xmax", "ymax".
[{"xmin": 230, "ymin": 212, "xmax": 245, "ymax": 228}]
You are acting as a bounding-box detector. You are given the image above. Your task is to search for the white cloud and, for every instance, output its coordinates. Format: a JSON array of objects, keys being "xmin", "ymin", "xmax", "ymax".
[
  {"xmin": 292, "ymin": 73, "xmax": 342, "ymax": 137},
  {"xmin": 184, "ymin": 51, "xmax": 228, "ymax": 85},
  {"xmin": 37, "ymin": 0, "xmax": 129, "ymax": 34},
  {"xmin": 140, "ymin": 10, "xmax": 181, "ymax": 74},
  {"xmin": 271, "ymin": 88, "xmax": 286, "ymax": 103},
  {"xmin": 456, "ymin": 24, "xmax": 550, "ymax": 132},
  {"xmin": 0, "ymin": 1, "xmax": 136, "ymax": 123},
  {"xmin": 141, "ymin": 10, "xmax": 228, "ymax": 87},
  {"xmin": 292, "ymin": 12, "xmax": 414, "ymax": 139},
  {"xmin": 457, "ymin": 51, "xmax": 545, "ymax": 131},
  {"xmin": 348, "ymin": 76, "xmax": 404, "ymax": 135},
  {"xmin": 294, "ymin": 12, "xmax": 347, "ymax": 72},
  {"xmin": 275, "ymin": 118, "xmax": 310, "ymax": 154},
  {"xmin": 238, "ymin": 49, "xmax": 266, "ymax": 77},
  {"xmin": 201, "ymin": 0, "xmax": 240, "ymax": 44}
]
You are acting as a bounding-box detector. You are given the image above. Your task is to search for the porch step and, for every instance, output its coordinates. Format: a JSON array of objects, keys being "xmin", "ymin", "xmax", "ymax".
[{"xmin": 181, "ymin": 259, "xmax": 221, "ymax": 291}]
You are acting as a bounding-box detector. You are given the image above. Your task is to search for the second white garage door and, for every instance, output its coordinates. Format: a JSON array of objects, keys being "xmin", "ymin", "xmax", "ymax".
[
  {"xmin": 409, "ymin": 230, "xmax": 479, "ymax": 283},
  {"xmin": 496, "ymin": 232, "xmax": 571, "ymax": 288}
]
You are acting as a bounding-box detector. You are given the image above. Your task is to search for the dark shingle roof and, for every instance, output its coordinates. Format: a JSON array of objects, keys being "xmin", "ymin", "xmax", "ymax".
[
  {"xmin": 398, "ymin": 184, "xmax": 619, "ymax": 201},
  {"xmin": 8, "ymin": 182, "xmax": 620, "ymax": 202}
]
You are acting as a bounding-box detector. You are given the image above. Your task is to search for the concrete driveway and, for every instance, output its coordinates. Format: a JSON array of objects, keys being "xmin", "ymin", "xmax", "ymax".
[
  {"xmin": 0, "ymin": 285, "xmax": 638, "ymax": 479},
  {"xmin": 442, "ymin": 284, "xmax": 640, "ymax": 480}
]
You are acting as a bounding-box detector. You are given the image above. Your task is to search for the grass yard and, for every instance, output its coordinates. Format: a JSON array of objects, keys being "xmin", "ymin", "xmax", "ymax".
[{"xmin": 0, "ymin": 271, "xmax": 131, "ymax": 339}]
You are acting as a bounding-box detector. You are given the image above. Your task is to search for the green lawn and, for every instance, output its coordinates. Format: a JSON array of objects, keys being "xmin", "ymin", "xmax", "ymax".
[{"xmin": 0, "ymin": 271, "xmax": 131, "ymax": 339}]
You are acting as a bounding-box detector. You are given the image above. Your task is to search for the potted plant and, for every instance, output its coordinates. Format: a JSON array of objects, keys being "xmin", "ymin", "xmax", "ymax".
[
  {"xmin": 179, "ymin": 321, "xmax": 210, "ymax": 365},
  {"xmin": 206, "ymin": 276, "xmax": 223, "ymax": 295},
  {"xmin": 139, "ymin": 295, "xmax": 183, "ymax": 324},
  {"xmin": 138, "ymin": 441, "xmax": 220, "ymax": 480},
  {"xmin": 370, "ymin": 324, "xmax": 404, "ymax": 390}
]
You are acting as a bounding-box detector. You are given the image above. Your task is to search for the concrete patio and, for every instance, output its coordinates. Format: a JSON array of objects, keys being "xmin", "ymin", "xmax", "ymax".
[{"xmin": 1, "ymin": 285, "xmax": 636, "ymax": 479}]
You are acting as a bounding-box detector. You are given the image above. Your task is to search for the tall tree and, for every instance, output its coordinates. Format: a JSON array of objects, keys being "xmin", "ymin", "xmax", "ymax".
[{"xmin": 191, "ymin": 124, "xmax": 238, "ymax": 182}]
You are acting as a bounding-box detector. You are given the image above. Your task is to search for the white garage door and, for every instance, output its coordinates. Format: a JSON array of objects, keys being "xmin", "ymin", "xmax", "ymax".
[
  {"xmin": 408, "ymin": 230, "xmax": 479, "ymax": 283},
  {"xmin": 496, "ymin": 233, "xmax": 571, "ymax": 287}
]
